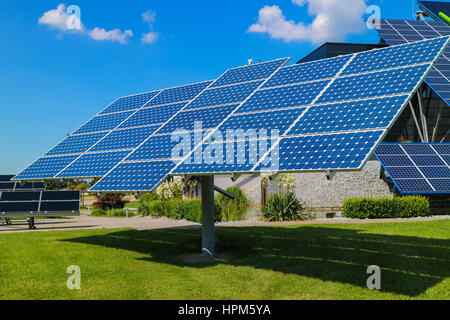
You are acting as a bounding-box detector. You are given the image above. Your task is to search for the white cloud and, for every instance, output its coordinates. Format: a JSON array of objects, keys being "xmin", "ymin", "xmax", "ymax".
[
  {"xmin": 89, "ymin": 28, "xmax": 133, "ymax": 44},
  {"xmin": 248, "ymin": 0, "xmax": 367, "ymax": 44},
  {"xmin": 141, "ymin": 10, "xmax": 159, "ymax": 44},
  {"xmin": 142, "ymin": 32, "xmax": 158, "ymax": 44},
  {"xmin": 38, "ymin": 4, "xmax": 83, "ymax": 32},
  {"xmin": 39, "ymin": 4, "xmax": 133, "ymax": 44}
]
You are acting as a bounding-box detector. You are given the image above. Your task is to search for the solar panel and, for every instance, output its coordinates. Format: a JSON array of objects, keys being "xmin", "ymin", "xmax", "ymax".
[
  {"xmin": 14, "ymin": 81, "xmax": 214, "ymax": 180},
  {"xmin": 419, "ymin": 1, "xmax": 450, "ymax": 22},
  {"xmin": 375, "ymin": 142, "xmax": 450, "ymax": 194},
  {"xmin": 171, "ymin": 37, "xmax": 448, "ymax": 179},
  {"xmin": 374, "ymin": 19, "xmax": 450, "ymax": 105},
  {"xmin": 90, "ymin": 59, "xmax": 290, "ymax": 191}
]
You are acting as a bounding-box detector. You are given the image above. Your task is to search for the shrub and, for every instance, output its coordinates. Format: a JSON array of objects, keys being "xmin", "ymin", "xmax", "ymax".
[
  {"xmin": 93, "ymin": 193, "xmax": 129, "ymax": 210},
  {"xmin": 138, "ymin": 192, "xmax": 159, "ymax": 203},
  {"xmin": 182, "ymin": 199, "xmax": 222, "ymax": 223},
  {"xmin": 90, "ymin": 208, "xmax": 107, "ymax": 216},
  {"xmin": 215, "ymin": 186, "xmax": 250, "ymax": 221},
  {"xmin": 262, "ymin": 192, "xmax": 305, "ymax": 222},
  {"xmin": 107, "ymin": 209, "xmax": 127, "ymax": 217},
  {"xmin": 147, "ymin": 200, "xmax": 165, "ymax": 217},
  {"xmin": 343, "ymin": 196, "xmax": 430, "ymax": 219}
]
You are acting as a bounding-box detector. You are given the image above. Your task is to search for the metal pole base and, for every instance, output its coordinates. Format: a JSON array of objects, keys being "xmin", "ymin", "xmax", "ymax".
[{"xmin": 201, "ymin": 176, "xmax": 215, "ymax": 259}]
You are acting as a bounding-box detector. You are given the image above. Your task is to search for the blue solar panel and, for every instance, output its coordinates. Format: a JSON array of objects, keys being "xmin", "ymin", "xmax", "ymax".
[
  {"xmin": 395, "ymin": 179, "xmax": 435, "ymax": 192},
  {"xmin": 126, "ymin": 132, "xmax": 200, "ymax": 161},
  {"xmin": 100, "ymin": 91, "xmax": 160, "ymax": 115},
  {"xmin": 90, "ymin": 126, "xmax": 159, "ymax": 152},
  {"xmin": 174, "ymin": 138, "xmax": 275, "ymax": 174},
  {"xmin": 428, "ymin": 178, "xmax": 450, "ymax": 191},
  {"xmin": 262, "ymin": 56, "xmax": 351, "ymax": 88},
  {"xmin": 14, "ymin": 155, "xmax": 79, "ymax": 179},
  {"xmin": 419, "ymin": 1, "xmax": 450, "ymax": 21},
  {"xmin": 375, "ymin": 19, "xmax": 450, "ymax": 105},
  {"xmin": 219, "ymin": 108, "xmax": 305, "ymax": 135},
  {"xmin": 45, "ymin": 132, "xmax": 107, "ymax": 156},
  {"xmin": 119, "ymin": 103, "xmax": 186, "ymax": 128},
  {"xmin": 375, "ymin": 143, "xmax": 450, "ymax": 194},
  {"xmin": 185, "ymin": 81, "xmax": 263, "ymax": 110},
  {"xmin": 147, "ymin": 81, "xmax": 212, "ymax": 107},
  {"xmin": 291, "ymin": 95, "xmax": 409, "ymax": 135},
  {"xmin": 156, "ymin": 104, "xmax": 237, "ymax": 134},
  {"xmin": 57, "ymin": 151, "xmax": 130, "ymax": 178},
  {"xmin": 239, "ymin": 81, "xmax": 329, "ymax": 113},
  {"xmin": 211, "ymin": 59, "xmax": 288, "ymax": 88},
  {"xmin": 341, "ymin": 36, "xmax": 448, "ymax": 75},
  {"xmin": 257, "ymin": 131, "xmax": 384, "ymax": 171},
  {"xmin": 90, "ymin": 161, "xmax": 175, "ymax": 191},
  {"xmin": 74, "ymin": 111, "xmax": 134, "ymax": 134},
  {"xmin": 318, "ymin": 65, "xmax": 429, "ymax": 104}
]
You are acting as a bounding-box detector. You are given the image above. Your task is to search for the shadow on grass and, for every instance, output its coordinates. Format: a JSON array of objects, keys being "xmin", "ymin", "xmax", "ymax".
[{"xmin": 64, "ymin": 225, "xmax": 450, "ymax": 296}]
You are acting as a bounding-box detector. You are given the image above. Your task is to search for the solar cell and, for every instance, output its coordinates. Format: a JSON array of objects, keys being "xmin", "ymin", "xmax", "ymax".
[
  {"xmin": 45, "ymin": 132, "xmax": 107, "ymax": 156},
  {"xmin": 290, "ymin": 95, "xmax": 409, "ymax": 135},
  {"xmin": 57, "ymin": 151, "xmax": 130, "ymax": 178},
  {"xmin": 100, "ymin": 91, "xmax": 160, "ymax": 115},
  {"xmin": 14, "ymin": 155, "xmax": 79, "ymax": 179},
  {"xmin": 239, "ymin": 81, "xmax": 329, "ymax": 113},
  {"xmin": 211, "ymin": 58, "xmax": 288, "ymax": 88},
  {"xmin": 375, "ymin": 19, "xmax": 450, "ymax": 105},
  {"xmin": 74, "ymin": 111, "xmax": 134, "ymax": 134},
  {"xmin": 90, "ymin": 126, "xmax": 159, "ymax": 152},
  {"xmin": 119, "ymin": 103, "xmax": 186, "ymax": 128},
  {"xmin": 375, "ymin": 143, "xmax": 450, "ymax": 194},
  {"xmin": 156, "ymin": 104, "xmax": 238, "ymax": 134},
  {"xmin": 185, "ymin": 81, "xmax": 263, "ymax": 110},
  {"xmin": 262, "ymin": 56, "xmax": 351, "ymax": 88},
  {"xmin": 91, "ymin": 161, "xmax": 175, "ymax": 191},
  {"xmin": 147, "ymin": 81, "xmax": 212, "ymax": 106}
]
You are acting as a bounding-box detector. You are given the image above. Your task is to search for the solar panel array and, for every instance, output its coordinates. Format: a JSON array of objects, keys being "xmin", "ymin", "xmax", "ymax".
[
  {"xmin": 91, "ymin": 58, "xmax": 290, "ymax": 191},
  {"xmin": 374, "ymin": 19, "xmax": 450, "ymax": 105},
  {"xmin": 14, "ymin": 81, "xmax": 213, "ymax": 180},
  {"xmin": 172, "ymin": 37, "xmax": 449, "ymax": 180},
  {"xmin": 419, "ymin": 1, "xmax": 450, "ymax": 22},
  {"xmin": 375, "ymin": 143, "xmax": 450, "ymax": 193},
  {"xmin": 13, "ymin": 37, "xmax": 450, "ymax": 192}
]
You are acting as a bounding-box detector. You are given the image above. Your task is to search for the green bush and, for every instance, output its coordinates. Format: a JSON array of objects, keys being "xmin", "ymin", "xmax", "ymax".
[
  {"xmin": 107, "ymin": 209, "xmax": 127, "ymax": 217},
  {"xmin": 90, "ymin": 208, "xmax": 107, "ymax": 217},
  {"xmin": 138, "ymin": 192, "xmax": 159, "ymax": 203},
  {"xmin": 215, "ymin": 186, "xmax": 250, "ymax": 221},
  {"xmin": 181, "ymin": 199, "xmax": 222, "ymax": 223},
  {"xmin": 343, "ymin": 196, "xmax": 430, "ymax": 219},
  {"xmin": 148, "ymin": 200, "xmax": 165, "ymax": 217},
  {"xmin": 262, "ymin": 192, "xmax": 305, "ymax": 222}
]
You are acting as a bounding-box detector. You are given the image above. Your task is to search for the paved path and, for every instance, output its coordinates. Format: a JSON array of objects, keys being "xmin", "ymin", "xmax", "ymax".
[{"xmin": 0, "ymin": 214, "xmax": 449, "ymax": 234}]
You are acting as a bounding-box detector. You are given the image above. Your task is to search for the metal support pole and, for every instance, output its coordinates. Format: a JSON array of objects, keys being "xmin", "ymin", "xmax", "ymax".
[
  {"xmin": 432, "ymin": 102, "xmax": 444, "ymax": 142},
  {"xmin": 201, "ymin": 176, "xmax": 215, "ymax": 259},
  {"xmin": 417, "ymin": 91, "xmax": 429, "ymax": 142},
  {"xmin": 409, "ymin": 102, "xmax": 424, "ymax": 142}
]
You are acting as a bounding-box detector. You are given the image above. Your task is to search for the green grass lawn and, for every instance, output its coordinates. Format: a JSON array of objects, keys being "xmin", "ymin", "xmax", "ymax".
[{"xmin": 0, "ymin": 220, "xmax": 449, "ymax": 300}]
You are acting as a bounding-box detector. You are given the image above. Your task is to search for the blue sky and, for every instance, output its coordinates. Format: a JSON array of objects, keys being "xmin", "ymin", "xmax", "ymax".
[{"xmin": 0, "ymin": 0, "xmax": 423, "ymax": 174}]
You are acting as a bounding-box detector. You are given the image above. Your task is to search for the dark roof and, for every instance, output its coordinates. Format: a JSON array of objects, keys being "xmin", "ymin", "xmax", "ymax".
[{"xmin": 298, "ymin": 42, "xmax": 387, "ymax": 64}]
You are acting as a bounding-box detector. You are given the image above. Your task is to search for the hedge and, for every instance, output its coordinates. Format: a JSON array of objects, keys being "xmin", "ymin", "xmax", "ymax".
[{"xmin": 343, "ymin": 196, "xmax": 430, "ymax": 219}]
